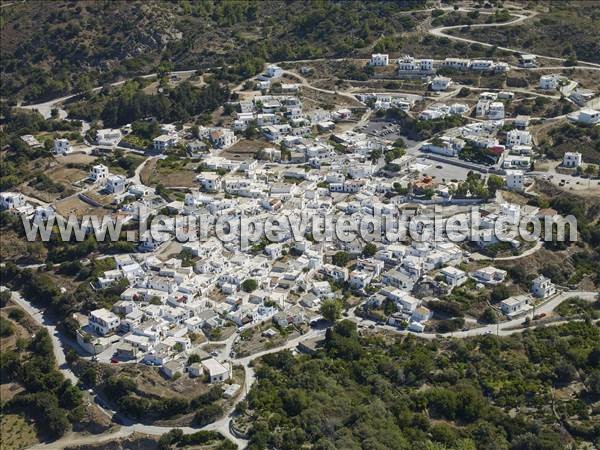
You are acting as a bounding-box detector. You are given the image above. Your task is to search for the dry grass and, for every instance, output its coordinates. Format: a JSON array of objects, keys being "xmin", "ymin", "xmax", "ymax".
[
  {"xmin": 18, "ymin": 184, "xmax": 64, "ymax": 203},
  {"xmin": 0, "ymin": 230, "xmax": 30, "ymax": 262},
  {"xmin": 112, "ymin": 363, "xmax": 211, "ymax": 399},
  {"xmin": 234, "ymin": 323, "xmax": 302, "ymax": 358},
  {"xmin": 143, "ymin": 159, "xmax": 198, "ymax": 188},
  {"xmin": 0, "ymin": 383, "xmax": 24, "ymax": 403},
  {"xmin": 499, "ymin": 190, "xmax": 530, "ymax": 206},
  {"xmin": 0, "ymin": 414, "xmax": 39, "ymax": 450},
  {"xmin": 301, "ymin": 86, "xmax": 364, "ymax": 109},
  {"xmin": 54, "ymin": 195, "xmax": 109, "ymax": 217},
  {"xmin": 221, "ymin": 139, "xmax": 269, "ymax": 160},
  {"xmin": 152, "ymin": 169, "xmax": 197, "ymax": 187},
  {"xmin": 47, "ymin": 166, "xmax": 88, "ymax": 185},
  {"xmin": 139, "ymin": 158, "xmax": 157, "ymax": 185},
  {"xmin": 58, "ymin": 153, "xmax": 97, "ymax": 165}
]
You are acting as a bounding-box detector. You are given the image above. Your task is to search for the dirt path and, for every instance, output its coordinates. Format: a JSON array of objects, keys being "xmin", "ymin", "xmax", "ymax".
[{"xmin": 428, "ymin": 10, "xmax": 600, "ymax": 68}]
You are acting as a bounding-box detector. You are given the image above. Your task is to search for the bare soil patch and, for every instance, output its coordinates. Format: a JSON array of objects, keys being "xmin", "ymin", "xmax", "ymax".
[{"xmin": 221, "ymin": 139, "xmax": 269, "ymax": 160}]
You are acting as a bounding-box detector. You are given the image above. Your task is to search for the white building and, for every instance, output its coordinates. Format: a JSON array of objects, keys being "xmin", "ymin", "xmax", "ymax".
[
  {"xmin": 90, "ymin": 164, "xmax": 109, "ymax": 181},
  {"xmin": 397, "ymin": 55, "xmax": 433, "ymax": 72},
  {"xmin": 431, "ymin": 76, "xmax": 452, "ymax": 91},
  {"xmin": 153, "ymin": 134, "xmax": 178, "ymax": 152},
  {"xmin": 20, "ymin": 134, "xmax": 42, "ymax": 148},
  {"xmin": 500, "ymin": 295, "xmax": 532, "ymax": 317},
  {"xmin": 476, "ymin": 99, "xmax": 491, "ymax": 118},
  {"xmin": 210, "ymin": 129, "xmax": 236, "ymax": 149},
  {"xmin": 506, "ymin": 129, "xmax": 532, "ymax": 148},
  {"xmin": 519, "ymin": 54, "xmax": 537, "ymax": 68},
  {"xmin": 563, "ymin": 152, "xmax": 582, "ymax": 168},
  {"xmin": 161, "ymin": 359, "xmax": 185, "ymax": 379},
  {"xmin": 370, "ymin": 53, "xmax": 389, "ymax": 66},
  {"xmin": 569, "ymin": 88, "xmax": 594, "ymax": 106},
  {"xmin": 106, "ymin": 175, "xmax": 127, "ymax": 194},
  {"xmin": 531, "ymin": 275, "xmax": 556, "ymax": 299},
  {"xmin": 89, "ymin": 308, "xmax": 120, "ymax": 336},
  {"xmin": 470, "ymin": 59, "xmax": 494, "ymax": 71},
  {"xmin": 96, "ymin": 129, "xmax": 122, "ymax": 146},
  {"xmin": 571, "ymin": 108, "xmax": 600, "ymax": 125},
  {"xmin": 266, "ymin": 65, "xmax": 283, "ymax": 78},
  {"xmin": 488, "ymin": 102, "xmax": 505, "ymax": 120},
  {"xmin": 411, "ymin": 306, "xmax": 432, "ymax": 322},
  {"xmin": 471, "ymin": 266, "xmax": 507, "ymax": 285},
  {"xmin": 539, "ymin": 74, "xmax": 560, "ymax": 90},
  {"xmin": 505, "ymin": 169, "xmax": 525, "ymax": 191},
  {"xmin": 53, "ymin": 138, "xmax": 71, "ymax": 155},
  {"xmin": 440, "ymin": 266, "xmax": 467, "ymax": 288},
  {"xmin": 196, "ymin": 173, "xmax": 223, "ymax": 192},
  {"xmin": 514, "ymin": 115, "xmax": 530, "ymax": 128},
  {"xmin": 0, "ymin": 192, "xmax": 26, "ymax": 210},
  {"xmin": 202, "ymin": 358, "xmax": 230, "ymax": 383},
  {"xmin": 442, "ymin": 58, "xmax": 470, "ymax": 70},
  {"xmin": 424, "ymin": 136, "xmax": 464, "ymax": 157}
]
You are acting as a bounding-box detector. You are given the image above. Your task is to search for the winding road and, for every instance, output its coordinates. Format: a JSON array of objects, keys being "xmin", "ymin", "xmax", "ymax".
[
  {"xmin": 6, "ymin": 4, "xmax": 600, "ymax": 449},
  {"xmin": 428, "ymin": 10, "xmax": 600, "ymax": 68},
  {"xmin": 6, "ymin": 284, "xmax": 597, "ymax": 450}
]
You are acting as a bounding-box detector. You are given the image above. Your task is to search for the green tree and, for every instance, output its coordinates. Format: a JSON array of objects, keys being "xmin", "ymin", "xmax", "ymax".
[
  {"xmin": 332, "ymin": 251, "xmax": 351, "ymax": 267},
  {"xmin": 490, "ymin": 285, "xmax": 510, "ymax": 303},
  {"xmin": 320, "ymin": 299, "xmax": 343, "ymax": 322},
  {"xmin": 480, "ymin": 307, "xmax": 498, "ymax": 324},
  {"xmin": 362, "ymin": 243, "xmax": 377, "ymax": 257},
  {"xmin": 242, "ymin": 278, "xmax": 258, "ymax": 292},
  {"xmin": 487, "ymin": 174, "xmax": 504, "ymax": 194},
  {"xmin": 194, "ymin": 404, "xmax": 224, "ymax": 426},
  {"xmin": 0, "ymin": 317, "xmax": 15, "ymax": 337}
]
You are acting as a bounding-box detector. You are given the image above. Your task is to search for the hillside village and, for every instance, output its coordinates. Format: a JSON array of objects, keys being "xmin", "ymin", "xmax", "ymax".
[
  {"xmin": 3, "ymin": 51, "xmax": 598, "ymax": 380},
  {"xmin": 1, "ymin": 2, "xmax": 600, "ymax": 449}
]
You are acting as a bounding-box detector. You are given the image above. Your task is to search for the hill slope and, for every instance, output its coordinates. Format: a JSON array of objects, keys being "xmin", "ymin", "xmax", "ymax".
[{"xmin": 1, "ymin": 0, "xmax": 424, "ymax": 102}]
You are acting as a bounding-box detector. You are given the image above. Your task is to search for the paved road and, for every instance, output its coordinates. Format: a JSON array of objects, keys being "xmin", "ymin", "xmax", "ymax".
[
  {"xmin": 8, "ymin": 285, "xmax": 598, "ymax": 449},
  {"xmin": 428, "ymin": 10, "xmax": 600, "ymax": 68},
  {"xmin": 471, "ymin": 239, "xmax": 544, "ymax": 262},
  {"xmin": 129, "ymin": 156, "xmax": 156, "ymax": 186},
  {"xmin": 8, "ymin": 290, "xmax": 78, "ymax": 384},
  {"xmin": 348, "ymin": 290, "xmax": 598, "ymax": 340}
]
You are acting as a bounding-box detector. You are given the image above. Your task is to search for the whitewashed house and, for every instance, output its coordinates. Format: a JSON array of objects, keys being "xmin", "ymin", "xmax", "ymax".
[
  {"xmin": 210, "ymin": 129, "xmax": 236, "ymax": 149},
  {"xmin": 440, "ymin": 266, "xmax": 467, "ymax": 288},
  {"xmin": 153, "ymin": 134, "xmax": 178, "ymax": 152},
  {"xmin": 488, "ymin": 102, "xmax": 505, "ymax": 120},
  {"xmin": 202, "ymin": 358, "xmax": 230, "ymax": 383},
  {"xmin": 506, "ymin": 129, "xmax": 532, "ymax": 148},
  {"xmin": 531, "ymin": 275, "xmax": 556, "ymax": 298},
  {"xmin": 90, "ymin": 164, "xmax": 109, "ymax": 181},
  {"xmin": 500, "ymin": 295, "xmax": 532, "ymax": 317},
  {"xmin": 370, "ymin": 53, "xmax": 389, "ymax": 66},
  {"xmin": 431, "ymin": 76, "xmax": 452, "ymax": 91},
  {"xmin": 266, "ymin": 65, "xmax": 283, "ymax": 78},
  {"xmin": 53, "ymin": 138, "xmax": 71, "ymax": 155},
  {"xmin": 563, "ymin": 152, "xmax": 582, "ymax": 168},
  {"xmin": 538, "ymin": 74, "xmax": 560, "ymax": 90},
  {"xmin": 443, "ymin": 58, "xmax": 470, "ymax": 70},
  {"xmin": 470, "ymin": 59, "xmax": 494, "ymax": 71},
  {"xmin": 505, "ymin": 169, "xmax": 525, "ymax": 191},
  {"xmin": 571, "ymin": 108, "xmax": 600, "ymax": 125},
  {"xmin": 89, "ymin": 308, "xmax": 120, "ymax": 336},
  {"xmin": 96, "ymin": 129, "xmax": 122, "ymax": 146},
  {"xmin": 106, "ymin": 175, "xmax": 127, "ymax": 194},
  {"xmin": 0, "ymin": 192, "xmax": 26, "ymax": 211}
]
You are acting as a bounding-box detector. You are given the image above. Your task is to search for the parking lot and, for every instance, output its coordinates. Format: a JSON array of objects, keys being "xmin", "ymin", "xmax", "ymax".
[
  {"xmin": 411, "ymin": 157, "xmax": 472, "ymax": 182},
  {"xmin": 359, "ymin": 119, "xmax": 419, "ymax": 147}
]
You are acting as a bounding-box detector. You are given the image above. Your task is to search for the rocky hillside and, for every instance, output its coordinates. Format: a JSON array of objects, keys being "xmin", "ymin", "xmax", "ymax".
[{"xmin": 1, "ymin": 0, "xmax": 425, "ymax": 103}]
